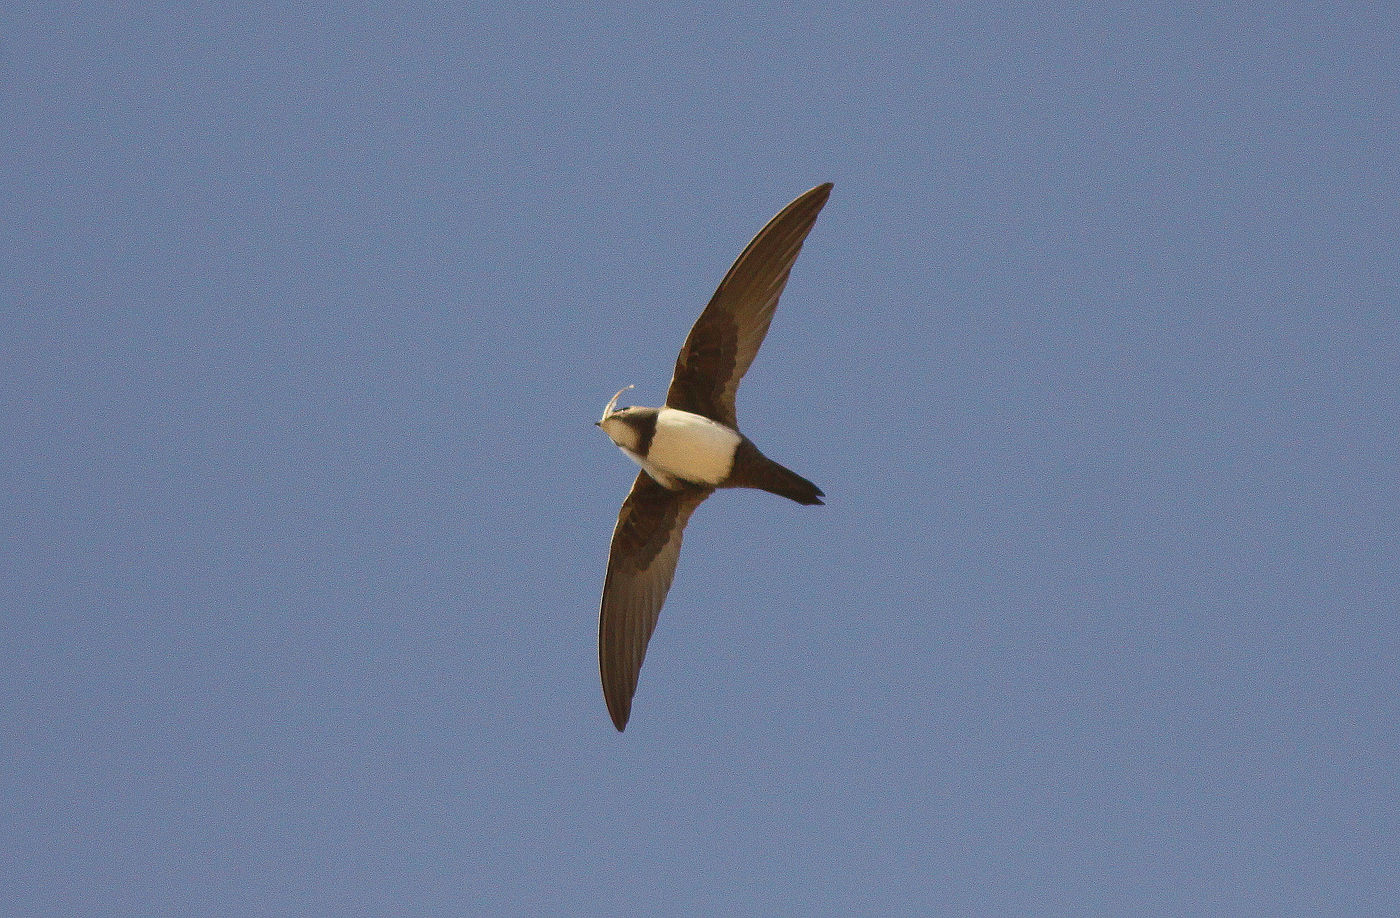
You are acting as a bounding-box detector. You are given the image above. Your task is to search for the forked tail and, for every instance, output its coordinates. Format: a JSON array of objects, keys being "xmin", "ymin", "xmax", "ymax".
[{"xmin": 728, "ymin": 439, "xmax": 825, "ymax": 506}]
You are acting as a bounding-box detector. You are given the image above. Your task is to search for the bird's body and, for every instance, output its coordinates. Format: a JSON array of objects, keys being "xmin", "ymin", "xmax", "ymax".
[
  {"xmin": 600, "ymin": 407, "xmax": 742, "ymax": 489},
  {"xmin": 600, "ymin": 406, "xmax": 824, "ymax": 505},
  {"xmin": 595, "ymin": 183, "xmax": 833, "ymax": 730}
]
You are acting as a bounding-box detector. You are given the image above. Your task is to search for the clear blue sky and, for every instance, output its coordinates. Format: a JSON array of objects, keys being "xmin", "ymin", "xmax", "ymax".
[{"xmin": 4, "ymin": 3, "xmax": 1397, "ymax": 915}]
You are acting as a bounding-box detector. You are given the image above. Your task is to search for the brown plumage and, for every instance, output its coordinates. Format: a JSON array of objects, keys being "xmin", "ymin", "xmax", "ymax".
[
  {"xmin": 666, "ymin": 184, "xmax": 832, "ymax": 429},
  {"xmin": 725, "ymin": 438, "xmax": 824, "ymax": 506},
  {"xmin": 599, "ymin": 473, "xmax": 712, "ymax": 731}
]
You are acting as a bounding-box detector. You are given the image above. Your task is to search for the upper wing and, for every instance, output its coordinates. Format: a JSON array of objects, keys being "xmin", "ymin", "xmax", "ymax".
[
  {"xmin": 599, "ymin": 471, "xmax": 712, "ymax": 731},
  {"xmin": 664, "ymin": 183, "xmax": 833, "ymax": 428}
]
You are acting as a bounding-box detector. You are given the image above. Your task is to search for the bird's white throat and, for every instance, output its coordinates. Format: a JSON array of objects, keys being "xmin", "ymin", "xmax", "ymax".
[{"xmin": 599, "ymin": 415, "xmax": 643, "ymax": 453}]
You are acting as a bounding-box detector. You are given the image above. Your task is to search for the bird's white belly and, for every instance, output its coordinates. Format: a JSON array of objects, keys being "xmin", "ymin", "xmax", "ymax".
[{"xmin": 644, "ymin": 408, "xmax": 742, "ymax": 487}]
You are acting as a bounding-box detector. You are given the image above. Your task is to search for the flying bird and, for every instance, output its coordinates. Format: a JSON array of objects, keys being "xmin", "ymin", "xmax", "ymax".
[{"xmin": 595, "ymin": 183, "xmax": 833, "ymax": 731}]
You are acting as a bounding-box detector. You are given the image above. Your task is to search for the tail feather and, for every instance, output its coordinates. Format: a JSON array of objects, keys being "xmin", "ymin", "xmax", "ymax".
[{"xmin": 728, "ymin": 439, "xmax": 825, "ymax": 506}]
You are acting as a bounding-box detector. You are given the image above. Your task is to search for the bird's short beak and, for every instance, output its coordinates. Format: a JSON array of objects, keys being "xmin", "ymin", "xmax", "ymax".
[{"xmin": 593, "ymin": 420, "xmax": 601, "ymax": 427}]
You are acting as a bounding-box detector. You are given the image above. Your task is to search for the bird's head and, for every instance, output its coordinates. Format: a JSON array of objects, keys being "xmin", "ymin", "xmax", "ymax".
[{"xmin": 596, "ymin": 385, "xmax": 646, "ymax": 451}]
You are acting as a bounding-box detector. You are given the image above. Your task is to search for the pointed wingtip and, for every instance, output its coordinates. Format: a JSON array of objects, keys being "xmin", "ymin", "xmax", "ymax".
[
  {"xmin": 604, "ymin": 678, "xmax": 632, "ymax": 731},
  {"xmin": 609, "ymin": 705, "xmax": 629, "ymax": 732}
]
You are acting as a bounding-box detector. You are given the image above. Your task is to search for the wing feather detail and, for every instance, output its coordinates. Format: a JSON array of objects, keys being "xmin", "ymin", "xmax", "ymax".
[
  {"xmin": 664, "ymin": 183, "xmax": 832, "ymax": 428},
  {"xmin": 598, "ymin": 472, "xmax": 712, "ymax": 731}
]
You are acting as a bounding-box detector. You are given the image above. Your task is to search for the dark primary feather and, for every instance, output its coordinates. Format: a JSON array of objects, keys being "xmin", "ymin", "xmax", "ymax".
[
  {"xmin": 598, "ymin": 471, "xmax": 712, "ymax": 731},
  {"xmin": 665, "ymin": 183, "xmax": 833, "ymax": 428}
]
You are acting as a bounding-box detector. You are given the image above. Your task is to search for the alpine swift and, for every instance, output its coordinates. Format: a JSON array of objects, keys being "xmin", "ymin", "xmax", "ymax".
[{"xmin": 595, "ymin": 182, "xmax": 832, "ymax": 731}]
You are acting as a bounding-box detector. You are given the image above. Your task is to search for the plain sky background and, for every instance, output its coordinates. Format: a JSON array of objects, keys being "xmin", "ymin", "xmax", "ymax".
[{"xmin": 4, "ymin": 3, "xmax": 1397, "ymax": 915}]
